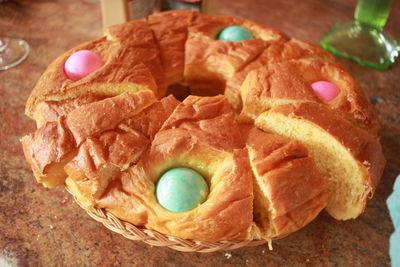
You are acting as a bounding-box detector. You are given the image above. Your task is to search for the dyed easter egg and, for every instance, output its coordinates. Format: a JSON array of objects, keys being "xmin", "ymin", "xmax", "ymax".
[
  {"xmin": 156, "ymin": 167, "xmax": 209, "ymax": 213},
  {"xmin": 217, "ymin": 26, "xmax": 253, "ymax": 41},
  {"xmin": 311, "ymin": 81, "xmax": 340, "ymax": 102},
  {"xmin": 64, "ymin": 50, "xmax": 104, "ymax": 81}
]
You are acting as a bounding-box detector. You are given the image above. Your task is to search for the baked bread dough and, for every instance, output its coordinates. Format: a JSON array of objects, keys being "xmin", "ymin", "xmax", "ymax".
[
  {"xmin": 242, "ymin": 125, "xmax": 326, "ymax": 239},
  {"xmin": 22, "ymin": 90, "xmax": 156, "ymax": 187},
  {"xmin": 26, "ymin": 36, "xmax": 159, "ymax": 127},
  {"xmin": 93, "ymin": 96, "xmax": 254, "ymax": 241},
  {"xmin": 255, "ymin": 102, "xmax": 385, "ymax": 220},
  {"xmin": 148, "ymin": 10, "xmax": 197, "ymax": 90},
  {"xmin": 184, "ymin": 14, "xmax": 286, "ymax": 97},
  {"xmin": 225, "ymin": 38, "xmax": 335, "ymax": 111},
  {"xmin": 239, "ymin": 58, "xmax": 379, "ymax": 134},
  {"xmin": 22, "ymin": 10, "xmax": 385, "ymax": 241}
]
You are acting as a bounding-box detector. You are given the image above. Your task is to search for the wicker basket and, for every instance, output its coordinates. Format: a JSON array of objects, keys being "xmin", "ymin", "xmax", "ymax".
[{"xmin": 65, "ymin": 186, "xmax": 267, "ymax": 252}]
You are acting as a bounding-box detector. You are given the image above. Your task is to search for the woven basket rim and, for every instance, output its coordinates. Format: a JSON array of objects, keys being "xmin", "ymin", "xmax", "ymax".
[{"xmin": 64, "ymin": 186, "xmax": 268, "ymax": 252}]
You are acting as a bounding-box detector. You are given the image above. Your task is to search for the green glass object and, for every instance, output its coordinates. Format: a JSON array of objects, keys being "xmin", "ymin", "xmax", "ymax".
[
  {"xmin": 355, "ymin": 0, "xmax": 392, "ymax": 29},
  {"xmin": 320, "ymin": 0, "xmax": 400, "ymax": 70}
]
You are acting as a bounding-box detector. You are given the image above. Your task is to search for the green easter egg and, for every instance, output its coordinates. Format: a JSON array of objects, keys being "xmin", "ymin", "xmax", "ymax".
[
  {"xmin": 217, "ymin": 26, "xmax": 254, "ymax": 41},
  {"xmin": 156, "ymin": 167, "xmax": 209, "ymax": 213}
]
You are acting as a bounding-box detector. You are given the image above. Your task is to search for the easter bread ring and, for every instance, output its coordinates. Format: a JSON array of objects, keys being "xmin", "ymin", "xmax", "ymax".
[{"xmin": 22, "ymin": 10, "xmax": 385, "ymax": 251}]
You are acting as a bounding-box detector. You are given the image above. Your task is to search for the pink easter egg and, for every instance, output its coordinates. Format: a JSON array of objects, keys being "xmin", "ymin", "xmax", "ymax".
[
  {"xmin": 64, "ymin": 50, "xmax": 104, "ymax": 81},
  {"xmin": 311, "ymin": 81, "xmax": 340, "ymax": 102}
]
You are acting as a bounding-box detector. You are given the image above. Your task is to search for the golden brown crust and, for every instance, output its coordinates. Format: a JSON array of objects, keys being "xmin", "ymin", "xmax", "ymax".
[
  {"xmin": 238, "ymin": 58, "xmax": 380, "ymax": 134},
  {"xmin": 21, "ymin": 116, "xmax": 77, "ymax": 187},
  {"xmin": 25, "ymin": 37, "xmax": 158, "ymax": 118},
  {"xmin": 238, "ymin": 63, "xmax": 316, "ymax": 123},
  {"xmin": 265, "ymin": 38, "xmax": 335, "ymax": 63},
  {"xmin": 32, "ymin": 94, "xmax": 108, "ymax": 128},
  {"xmin": 274, "ymin": 59, "xmax": 378, "ymax": 132},
  {"xmin": 94, "ymin": 96, "xmax": 253, "ymax": 241},
  {"xmin": 160, "ymin": 95, "xmax": 244, "ymax": 151},
  {"xmin": 184, "ymin": 14, "xmax": 287, "ymax": 95},
  {"xmin": 242, "ymin": 125, "xmax": 326, "ymax": 239},
  {"xmin": 148, "ymin": 10, "xmax": 197, "ymax": 90},
  {"xmin": 265, "ymin": 102, "xmax": 385, "ymax": 183},
  {"xmin": 256, "ymin": 102, "xmax": 386, "ymax": 218},
  {"xmin": 23, "ymin": 91, "xmax": 156, "ymax": 188},
  {"xmin": 119, "ymin": 95, "xmax": 180, "ymax": 140},
  {"xmin": 104, "ymin": 19, "xmax": 167, "ymax": 97},
  {"xmin": 225, "ymin": 38, "xmax": 334, "ymax": 112},
  {"xmin": 64, "ymin": 95, "xmax": 179, "ymax": 209},
  {"xmin": 104, "ymin": 19, "xmax": 155, "ymax": 47},
  {"xmin": 65, "ymin": 91, "xmax": 156, "ymax": 145},
  {"xmin": 64, "ymin": 129, "xmax": 150, "ymax": 207}
]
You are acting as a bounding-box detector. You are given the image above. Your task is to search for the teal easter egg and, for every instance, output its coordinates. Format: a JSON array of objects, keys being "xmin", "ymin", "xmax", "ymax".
[
  {"xmin": 156, "ymin": 167, "xmax": 209, "ymax": 213},
  {"xmin": 217, "ymin": 26, "xmax": 253, "ymax": 41}
]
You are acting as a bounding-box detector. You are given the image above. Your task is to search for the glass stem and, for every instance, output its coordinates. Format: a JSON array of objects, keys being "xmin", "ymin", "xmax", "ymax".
[{"xmin": 354, "ymin": 0, "xmax": 392, "ymax": 30}]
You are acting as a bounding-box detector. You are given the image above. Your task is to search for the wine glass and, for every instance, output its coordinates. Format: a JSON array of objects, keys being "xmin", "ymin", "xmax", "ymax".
[
  {"xmin": 320, "ymin": 0, "xmax": 400, "ymax": 70},
  {"xmin": 0, "ymin": 37, "xmax": 30, "ymax": 70}
]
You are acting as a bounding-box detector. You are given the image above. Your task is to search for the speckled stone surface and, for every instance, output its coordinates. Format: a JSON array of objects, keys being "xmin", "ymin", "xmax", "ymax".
[{"xmin": 1, "ymin": 0, "xmax": 399, "ymax": 266}]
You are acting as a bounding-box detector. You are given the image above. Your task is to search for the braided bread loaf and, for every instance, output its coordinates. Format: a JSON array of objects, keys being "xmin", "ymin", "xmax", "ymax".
[{"xmin": 22, "ymin": 10, "xmax": 385, "ymax": 242}]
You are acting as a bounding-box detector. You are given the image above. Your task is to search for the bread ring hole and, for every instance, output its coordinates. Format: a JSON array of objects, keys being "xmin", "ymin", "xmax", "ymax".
[
  {"xmin": 166, "ymin": 83, "xmax": 191, "ymax": 101},
  {"xmin": 166, "ymin": 81, "xmax": 225, "ymax": 101}
]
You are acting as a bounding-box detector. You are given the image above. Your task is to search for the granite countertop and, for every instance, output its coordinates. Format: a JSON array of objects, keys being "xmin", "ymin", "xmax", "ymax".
[{"xmin": 1, "ymin": 0, "xmax": 399, "ymax": 266}]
